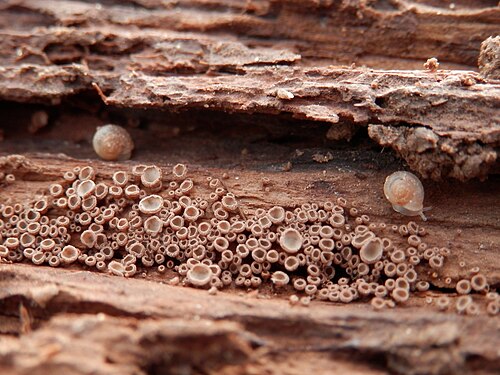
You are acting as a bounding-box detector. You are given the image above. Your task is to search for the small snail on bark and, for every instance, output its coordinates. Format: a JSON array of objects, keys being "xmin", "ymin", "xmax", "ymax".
[{"xmin": 384, "ymin": 171, "xmax": 428, "ymax": 221}]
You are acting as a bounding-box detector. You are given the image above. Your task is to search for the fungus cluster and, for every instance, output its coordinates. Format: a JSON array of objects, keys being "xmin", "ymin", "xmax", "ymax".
[{"xmin": 0, "ymin": 163, "xmax": 497, "ymax": 315}]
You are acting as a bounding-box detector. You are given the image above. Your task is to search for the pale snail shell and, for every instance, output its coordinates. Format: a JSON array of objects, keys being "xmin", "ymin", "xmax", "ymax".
[
  {"xmin": 92, "ymin": 124, "xmax": 134, "ymax": 161},
  {"xmin": 384, "ymin": 171, "xmax": 427, "ymax": 221}
]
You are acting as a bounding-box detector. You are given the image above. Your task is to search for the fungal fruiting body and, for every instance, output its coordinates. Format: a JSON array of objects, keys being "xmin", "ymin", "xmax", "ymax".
[
  {"xmin": 1, "ymin": 162, "xmax": 494, "ymax": 315},
  {"xmin": 92, "ymin": 124, "xmax": 134, "ymax": 161},
  {"xmin": 384, "ymin": 171, "xmax": 427, "ymax": 221}
]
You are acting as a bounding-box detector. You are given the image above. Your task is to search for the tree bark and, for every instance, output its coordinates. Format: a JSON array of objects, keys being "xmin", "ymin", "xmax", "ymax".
[{"xmin": 0, "ymin": 1, "xmax": 499, "ymax": 374}]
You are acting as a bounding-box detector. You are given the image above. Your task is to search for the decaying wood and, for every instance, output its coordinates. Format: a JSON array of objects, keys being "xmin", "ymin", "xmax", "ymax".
[
  {"xmin": 479, "ymin": 36, "xmax": 500, "ymax": 79},
  {"xmin": 0, "ymin": 0, "xmax": 499, "ymax": 179},
  {"xmin": 2, "ymin": 0, "xmax": 499, "ymax": 69},
  {"xmin": 0, "ymin": 153, "xmax": 499, "ymax": 374},
  {"xmin": 1, "ymin": 263, "xmax": 499, "ymax": 375},
  {"xmin": 0, "ymin": 1, "xmax": 499, "ymax": 374},
  {"xmin": 0, "ymin": 153, "xmax": 498, "ymax": 286}
]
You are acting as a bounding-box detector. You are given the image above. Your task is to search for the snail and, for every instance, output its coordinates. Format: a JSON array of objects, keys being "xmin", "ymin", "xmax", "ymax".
[
  {"xmin": 92, "ymin": 124, "xmax": 134, "ymax": 161},
  {"xmin": 384, "ymin": 171, "xmax": 428, "ymax": 221}
]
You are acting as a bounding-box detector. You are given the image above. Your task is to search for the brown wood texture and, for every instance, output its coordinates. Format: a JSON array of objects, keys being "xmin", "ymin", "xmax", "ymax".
[
  {"xmin": 0, "ymin": 150, "xmax": 498, "ymax": 374},
  {"xmin": 1, "ymin": 262, "xmax": 499, "ymax": 375},
  {"xmin": 0, "ymin": 1, "xmax": 499, "ymax": 374},
  {"xmin": 0, "ymin": 0, "xmax": 499, "ymax": 179}
]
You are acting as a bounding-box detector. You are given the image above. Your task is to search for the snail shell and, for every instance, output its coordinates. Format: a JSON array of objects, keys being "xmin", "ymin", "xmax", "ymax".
[
  {"xmin": 384, "ymin": 171, "xmax": 427, "ymax": 221},
  {"xmin": 92, "ymin": 124, "xmax": 134, "ymax": 161}
]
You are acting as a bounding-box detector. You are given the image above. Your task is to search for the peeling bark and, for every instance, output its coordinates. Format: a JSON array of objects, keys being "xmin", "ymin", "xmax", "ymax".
[{"xmin": 0, "ymin": 1, "xmax": 498, "ymax": 179}]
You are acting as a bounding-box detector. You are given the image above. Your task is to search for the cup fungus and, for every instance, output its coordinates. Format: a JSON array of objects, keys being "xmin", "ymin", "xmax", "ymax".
[
  {"xmin": 268, "ymin": 206, "xmax": 285, "ymax": 224},
  {"xmin": 271, "ymin": 271, "xmax": 290, "ymax": 287},
  {"xmin": 144, "ymin": 216, "xmax": 163, "ymax": 236},
  {"xmin": 392, "ymin": 288, "xmax": 409, "ymax": 303},
  {"xmin": 172, "ymin": 164, "xmax": 188, "ymax": 179},
  {"xmin": 82, "ymin": 196, "xmax": 97, "ymax": 212},
  {"xmin": 487, "ymin": 301, "xmax": 499, "ymax": 316},
  {"xmin": 279, "ymin": 228, "xmax": 303, "ymax": 254},
  {"xmin": 139, "ymin": 195, "xmax": 163, "ymax": 215},
  {"xmin": 60, "ymin": 245, "xmax": 80, "ymax": 264},
  {"xmin": 80, "ymin": 230, "xmax": 97, "ymax": 248},
  {"xmin": 187, "ymin": 264, "xmax": 213, "ymax": 287},
  {"xmin": 184, "ymin": 206, "xmax": 200, "ymax": 222},
  {"xmin": 20, "ymin": 233, "xmax": 35, "ymax": 248},
  {"xmin": 456, "ymin": 295, "xmax": 473, "ymax": 313},
  {"xmin": 359, "ymin": 238, "xmax": 384, "ymax": 264},
  {"xmin": 221, "ymin": 195, "xmax": 238, "ymax": 212},
  {"xmin": 93, "ymin": 124, "xmax": 134, "ymax": 161},
  {"xmin": 471, "ymin": 274, "xmax": 488, "ymax": 291},
  {"xmin": 456, "ymin": 279, "xmax": 472, "ymax": 295},
  {"xmin": 78, "ymin": 166, "xmax": 95, "ymax": 181},
  {"xmin": 112, "ymin": 171, "xmax": 129, "ymax": 186},
  {"xmin": 40, "ymin": 238, "xmax": 55, "ymax": 252},
  {"xmin": 141, "ymin": 166, "xmax": 162, "ymax": 188},
  {"xmin": 0, "ymin": 162, "xmax": 472, "ymax": 313},
  {"xmin": 0, "ymin": 245, "xmax": 9, "ymax": 258}
]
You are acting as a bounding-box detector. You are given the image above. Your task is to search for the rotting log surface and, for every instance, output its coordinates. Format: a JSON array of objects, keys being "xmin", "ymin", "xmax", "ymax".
[
  {"xmin": 1, "ymin": 262, "xmax": 499, "ymax": 375},
  {"xmin": 0, "ymin": 153, "xmax": 499, "ymax": 375},
  {"xmin": 0, "ymin": 1, "xmax": 500, "ymax": 374},
  {"xmin": 0, "ymin": 0, "xmax": 499, "ymax": 179}
]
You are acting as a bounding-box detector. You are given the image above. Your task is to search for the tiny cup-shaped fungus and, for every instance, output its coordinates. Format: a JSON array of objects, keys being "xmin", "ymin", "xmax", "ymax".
[
  {"xmin": 144, "ymin": 216, "xmax": 163, "ymax": 236},
  {"xmin": 112, "ymin": 171, "xmax": 129, "ymax": 187},
  {"xmin": 359, "ymin": 238, "xmax": 384, "ymax": 264},
  {"xmin": 436, "ymin": 296, "xmax": 450, "ymax": 311},
  {"xmin": 33, "ymin": 198, "xmax": 49, "ymax": 213},
  {"xmin": 187, "ymin": 264, "xmax": 213, "ymax": 287},
  {"xmin": 20, "ymin": 233, "xmax": 35, "ymax": 248},
  {"xmin": 221, "ymin": 194, "xmax": 238, "ymax": 212},
  {"xmin": 179, "ymin": 179, "xmax": 193, "ymax": 193},
  {"xmin": 384, "ymin": 171, "xmax": 427, "ymax": 221},
  {"xmin": 268, "ymin": 206, "xmax": 285, "ymax": 224},
  {"xmin": 60, "ymin": 245, "xmax": 80, "ymax": 264},
  {"xmin": 124, "ymin": 184, "xmax": 140, "ymax": 199},
  {"xmin": 471, "ymin": 274, "xmax": 488, "ymax": 291},
  {"xmin": 139, "ymin": 195, "xmax": 163, "ymax": 215},
  {"xmin": 279, "ymin": 228, "xmax": 303, "ymax": 254},
  {"xmin": 82, "ymin": 196, "xmax": 97, "ymax": 211},
  {"xmin": 80, "ymin": 230, "xmax": 97, "ymax": 248},
  {"xmin": 284, "ymin": 256, "xmax": 300, "ymax": 272},
  {"xmin": 108, "ymin": 260, "xmax": 125, "ymax": 276},
  {"xmin": 172, "ymin": 163, "xmax": 188, "ymax": 178},
  {"xmin": 392, "ymin": 288, "xmax": 409, "ymax": 303},
  {"xmin": 329, "ymin": 213, "xmax": 345, "ymax": 228},
  {"xmin": 93, "ymin": 124, "xmax": 134, "ymax": 161},
  {"xmin": 183, "ymin": 206, "xmax": 200, "ymax": 222},
  {"xmin": 456, "ymin": 279, "xmax": 472, "ymax": 295},
  {"xmin": 129, "ymin": 244, "xmax": 146, "ymax": 260},
  {"xmin": 76, "ymin": 180, "xmax": 96, "ymax": 198},
  {"xmin": 141, "ymin": 165, "xmax": 162, "ymax": 188},
  {"xmin": 79, "ymin": 166, "xmax": 95, "ymax": 181},
  {"xmin": 271, "ymin": 271, "xmax": 290, "ymax": 287},
  {"xmin": 94, "ymin": 183, "xmax": 109, "ymax": 200},
  {"xmin": 456, "ymin": 295, "xmax": 473, "ymax": 313},
  {"xmin": 40, "ymin": 238, "xmax": 55, "ymax": 252},
  {"xmin": 49, "ymin": 183, "xmax": 64, "ymax": 197}
]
